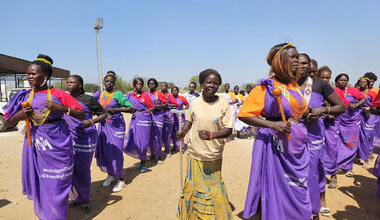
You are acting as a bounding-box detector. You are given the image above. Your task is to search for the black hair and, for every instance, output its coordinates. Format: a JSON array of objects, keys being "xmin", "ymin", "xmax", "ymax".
[
  {"xmin": 363, "ymin": 72, "xmax": 377, "ymax": 81},
  {"xmin": 148, "ymin": 78, "xmax": 158, "ymax": 87},
  {"xmin": 317, "ymin": 65, "xmax": 332, "ymax": 77},
  {"xmin": 171, "ymin": 86, "xmax": 179, "ymax": 92},
  {"xmin": 234, "ymin": 85, "xmax": 239, "ymax": 89},
  {"xmin": 105, "ymin": 70, "xmax": 116, "ymax": 81},
  {"xmin": 335, "ymin": 73, "xmax": 349, "ymax": 83},
  {"xmin": 133, "ymin": 78, "xmax": 144, "ymax": 87},
  {"xmin": 31, "ymin": 54, "xmax": 53, "ymax": 79},
  {"xmin": 161, "ymin": 82, "xmax": 168, "ymax": 87},
  {"xmin": 298, "ymin": 52, "xmax": 311, "ymax": 63},
  {"xmin": 70, "ymin": 75, "xmax": 85, "ymax": 94},
  {"xmin": 199, "ymin": 69, "xmax": 222, "ymax": 85},
  {"xmin": 189, "ymin": 82, "xmax": 197, "ymax": 88},
  {"xmin": 239, "ymin": 90, "xmax": 245, "ymax": 95}
]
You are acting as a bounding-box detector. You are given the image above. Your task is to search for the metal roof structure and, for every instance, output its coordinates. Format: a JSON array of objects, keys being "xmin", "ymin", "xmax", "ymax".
[{"xmin": 0, "ymin": 54, "xmax": 70, "ymax": 78}]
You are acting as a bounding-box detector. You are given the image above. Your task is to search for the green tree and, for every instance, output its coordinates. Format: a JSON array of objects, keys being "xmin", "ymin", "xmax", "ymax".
[
  {"xmin": 83, "ymin": 83, "xmax": 100, "ymax": 93},
  {"xmin": 218, "ymin": 83, "xmax": 226, "ymax": 93},
  {"xmin": 114, "ymin": 75, "xmax": 133, "ymax": 93},
  {"xmin": 189, "ymin": 75, "xmax": 199, "ymax": 84},
  {"xmin": 52, "ymin": 79, "xmax": 66, "ymax": 90}
]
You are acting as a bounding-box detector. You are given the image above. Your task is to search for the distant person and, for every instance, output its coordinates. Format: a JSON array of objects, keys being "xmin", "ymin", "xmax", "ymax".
[
  {"xmin": 161, "ymin": 82, "xmax": 179, "ymax": 155},
  {"xmin": 309, "ymin": 59, "xmax": 318, "ymax": 78},
  {"xmin": 238, "ymin": 90, "xmax": 246, "ymax": 102},
  {"xmin": 65, "ymin": 75, "xmax": 107, "ymax": 213},
  {"xmin": 147, "ymin": 78, "xmax": 168, "ymax": 164},
  {"xmin": 170, "ymin": 86, "xmax": 189, "ymax": 151},
  {"xmin": 184, "ymin": 82, "xmax": 200, "ymax": 104},
  {"xmin": 176, "ymin": 69, "xmax": 233, "ymax": 219},
  {"xmin": 124, "ymin": 78, "xmax": 154, "ymax": 173},
  {"xmin": 245, "ymin": 84, "xmax": 253, "ymax": 96},
  {"xmin": 356, "ymin": 77, "xmax": 377, "ymax": 169},
  {"xmin": 318, "ymin": 66, "xmax": 350, "ymax": 190},
  {"xmin": 364, "ymin": 72, "xmax": 379, "ymax": 94},
  {"xmin": 93, "ymin": 71, "xmax": 135, "ymax": 192},
  {"xmin": 3, "ymin": 54, "xmax": 85, "ymax": 219},
  {"xmin": 223, "ymin": 84, "xmax": 245, "ymax": 138},
  {"xmin": 335, "ymin": 73, "xmax": 367, "ymax": 178}
]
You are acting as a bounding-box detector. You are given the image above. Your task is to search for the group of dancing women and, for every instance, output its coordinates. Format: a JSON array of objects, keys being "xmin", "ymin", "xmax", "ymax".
[{"xmin": 3, "ymin": 43, "xmax": 380, "ymax": 220}]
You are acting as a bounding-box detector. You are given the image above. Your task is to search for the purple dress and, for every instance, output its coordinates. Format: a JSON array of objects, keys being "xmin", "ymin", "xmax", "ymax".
[
  {"xmin": 94, "ymin": 90, "xmax": 131, "ymax": 178},
  {"xmin": 162, "ymin": 93, "xmax": 175, "ymax": 151},
  {"xmin": 301, "ymin": 78, "xmax": 334, "ymax": 216},
  {"xmin": 337, "ymin": 87, "xmax": 363, "ymax": 170},
  {"xmin": 65, "ymin": 94, "xmax": 105, "ymax": 204},
  {"xmin": 358, "ymin": 91, "xmax": 376, "ymax": 161},
  {"xmin": 148, "ymin": 91, "xmax": 165, "ymax": 157},
  {"xmin": 242, "ymin": 79, "xmax": 311, "ymax": 220},
  {"xmin": 4, "ymin": 88, "xmax": 79, "ymax": 220},
  {"xmin": 171, "ymin": 97, "xmax": 185, "ymax": 149},
  {"xmin": 124, "ymin": 93, "xmax": 152, "ymax": 160},
  {"xmin": 322, "ymin": 116, "xmax": 340, "ymax": 175}
]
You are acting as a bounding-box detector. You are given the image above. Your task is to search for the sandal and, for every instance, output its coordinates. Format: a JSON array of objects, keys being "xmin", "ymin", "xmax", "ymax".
[
  {"xmin": 346, "ymin": 170, "xmax": 354, "ymax": 177},
  {"xmin": 69, "ymin": 201, "xmax": 77, "ymax": 208},
  {"xmin": 320, "ymin": 207, "xmax": 331, "ymax": 217},
  {"xmin": 328, "ymin": 180, "xmax": 337, "ymax": 189},
  {"xmin": 135, "ymin": 164, "xmax": 143, "ymax": 170},
  {"xmin": 141, "ymin": 167, "xmax": 148, "ymax": 173},
  {"xmin": 82, "ymin": 203, "xmax": 92, "ymax": 214}
]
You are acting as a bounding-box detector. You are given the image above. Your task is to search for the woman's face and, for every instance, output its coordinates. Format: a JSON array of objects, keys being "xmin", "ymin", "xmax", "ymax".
[
  {"xmin": 148, "ymin": 80, "xmax": 156, "ymax": 90},
  {"xmin": 224, "ymin": 83, "xmax": 230, "ymax": 92},
  {"xmin": 234, "ymin": 86, "xmax": 239, "ymax": 94},
  {"xmin": 299, "ymin": 55, "xmax": 310, "ymax": 77},
  {"xmin": 358, "ymin": 79, "xmax": 368, "ymax": 90},
  {"xmin": 319, "ymin": 71, "xmax": 331, "ymax": 83},
  {"xmin": 336, "ymin": 76, "xmax": 348, "ymax": 89},
  {"xmin": 161, "ymin": 83, "xmax": 168, "ymax": 92},
  {"xmin": 202, "ymin": 74, "xmax": 220, "ymax": 97},
  {"xmin": 104, "ymin": 76, "xmax": 116, "ymax": 91},
  {"xmin": 171, "ymin": 87, "xmax": 179, "ymax": 97},
  {"xmin": 66, "ymin": 76, "xmax": 81, "ymax": 93},
  {"xmin": 27, "ymin": 64, "xmax": 46, "ymax": 87},
  {"xmin": 134, "ymin": 80, "xmax": 143, "ymax": 92},
  {"xmin": 288, "ymin": 48, "xmax": 299, "ymax": 74},
  {"xmin": 189, "ymin": 84, "xmax": 196, "ymax": 92}
]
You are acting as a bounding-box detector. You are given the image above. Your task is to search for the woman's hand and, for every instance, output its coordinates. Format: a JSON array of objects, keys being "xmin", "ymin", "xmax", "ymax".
[
  {"xmin": 271, "ymin": 121, "xmax": 291, "ymax": 133},
  {"xmin": 107, "ymin": 108, "xmax": 117, "ymax": 115},
  {"xmin": 145, "ymin": 109, "xmax": 153, "ymax": 113},
  {"xmin": 198, "ymin": 130, "xmax": 211, "ymax": 140},
  {"xmin": 45, "ymin": 100, "xmax": 63, "ymax": 111},
  {"xmin": 82, "ymin": 120, "xmax": 94, "ymax": 128},
  {"xmin": 349, "ymin": 103, "xmax": 358, "ymax": 110},
  {"xmin": 362, "ymin": 106, "xmax": 370, "ymax": 112},
  {"xmin": 22, "ymin": 106, "xmax": 33, "ymax": 118},
  {"xmin": 307, "ymin": 107, "xmax": 326, "ymax": 122},
  {"xmin": 176, "ymin": 130, "xmax": 187, "ymax": 139}
]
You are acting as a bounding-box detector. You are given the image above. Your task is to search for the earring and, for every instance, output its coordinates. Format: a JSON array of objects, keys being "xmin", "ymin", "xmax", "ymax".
[{"xmin": 40, "ymin": 78, "xmax": 47, "ymax": 87}]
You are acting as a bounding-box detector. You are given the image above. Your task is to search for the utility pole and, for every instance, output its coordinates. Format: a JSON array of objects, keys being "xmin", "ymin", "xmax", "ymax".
[{"xmin": 94, "ymin": 17, "xmax": 104, "ymax": 90}]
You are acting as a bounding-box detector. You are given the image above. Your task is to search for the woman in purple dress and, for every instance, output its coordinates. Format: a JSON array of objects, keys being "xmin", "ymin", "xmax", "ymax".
[
  {"xmin": 170, "ymin": 86, "xmax": 189, "ymax": 151},
  {"xmin": 94, "ymin": 71, "xmax": 135, "ymax": 192},
  {"xmin": 239, "ymin": 43, "xmax": 313, "ymax": 220},
  {"xmin": 356, "ymin": 77, "xmax": 377, "ymax": 169},
  {"xmin": 124, "ymin": 78, "xmax": 154, "ymax": 172},
  {"xmin": 297, "ymin": 53, "xmax": 345, "ymax": 218},
  {"xmin": 3, "ymin": 54, "xmax": 85, "ymax": 220},
  {"xmin": 335, "ymin": 73, "xmax": 367, "ymax": 177},
  {"xmin": 65, "ymin": 75, "xmax": 107, "ymax": 213},
  {"xmin": 147, "ymin": 78, "xmax": 168, "ymax": 164},
  {"xmin": 161, "ymin": 82, "xmax": 178, "ymax": 156}
]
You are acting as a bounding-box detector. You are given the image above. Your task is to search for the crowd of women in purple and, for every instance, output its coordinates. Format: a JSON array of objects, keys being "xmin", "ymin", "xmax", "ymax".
[{"xmin": 3, "ymin": 45, "xmax": 380, "ymax": 219}]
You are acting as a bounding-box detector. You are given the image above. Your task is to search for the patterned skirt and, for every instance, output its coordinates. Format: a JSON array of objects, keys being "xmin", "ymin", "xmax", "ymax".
[{"xmin": 178, "ymin": 155, "xmax": 232, "ymax": 220}]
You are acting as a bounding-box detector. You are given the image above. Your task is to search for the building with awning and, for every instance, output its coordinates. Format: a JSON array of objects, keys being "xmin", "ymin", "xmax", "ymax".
[{"xmin": 0, "ymin": 54, "xmax": 70, "ymax": 101}]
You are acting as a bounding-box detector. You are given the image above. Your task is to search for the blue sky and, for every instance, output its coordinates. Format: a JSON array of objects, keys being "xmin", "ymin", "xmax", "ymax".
[{"xmin": 1, "ymin": 0, "xmax": 380, "ymax": 88}]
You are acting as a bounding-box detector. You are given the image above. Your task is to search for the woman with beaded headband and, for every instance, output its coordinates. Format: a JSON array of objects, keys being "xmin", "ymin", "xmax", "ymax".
[
  {"xmin": 297, "ymin": 53, "xmax": 345, "ymax": 218},
  {"xmin": 93, "ymin": 71, "xmax": 135, "ymax": 192},
  {"xmin": 65, "ymin": 75, "xmax": 107, "ymax": 213},
  {"xmin": 3, "ymin": 54, "xmax": 85, "ymax": 219},
  {"xmin": 146, "ymin": 78, "xmax": 168, "ymax": 164},
  {"xmin": 238, "ymin": 43, "xmax": 312, "ymax": 219},
  {"xmin": 356, "ymin": 77, "xmax": 377, "ymax": 169},
  {"xmin": 335, "ymin": 73, "xmax": 367, "ymax": 177}
]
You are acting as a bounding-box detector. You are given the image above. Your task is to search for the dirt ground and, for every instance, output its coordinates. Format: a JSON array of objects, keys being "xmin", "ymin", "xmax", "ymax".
[{"xmin": 0, "ymin": 114, "xmax": 380, "ymax": 220}]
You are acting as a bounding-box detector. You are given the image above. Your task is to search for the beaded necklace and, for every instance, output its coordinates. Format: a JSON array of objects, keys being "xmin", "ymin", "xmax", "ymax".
[
  {"xmin": 27, "ymin": 88, "xmax": 52, "ymax": 126},
  {"xmin": 99, "ymin": 90, "xmax": 114, "ymax": 108}
]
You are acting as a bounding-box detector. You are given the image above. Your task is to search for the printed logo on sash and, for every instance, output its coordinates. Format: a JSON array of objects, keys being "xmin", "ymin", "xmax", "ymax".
[{"xmin": 35, "ymin": 137, "xmax": 53, "ymax": 151}]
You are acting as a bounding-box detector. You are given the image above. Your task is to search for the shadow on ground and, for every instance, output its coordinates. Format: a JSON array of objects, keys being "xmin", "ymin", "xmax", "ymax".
[{"xmin": 333, "ymin": 174, "xmax": 380, "ymax": 219}]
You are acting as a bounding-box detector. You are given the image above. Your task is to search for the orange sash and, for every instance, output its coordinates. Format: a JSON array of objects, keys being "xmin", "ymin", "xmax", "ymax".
[{"xmin": 99, "ymin": 90, "xmax": 114, "ymax": 109}]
